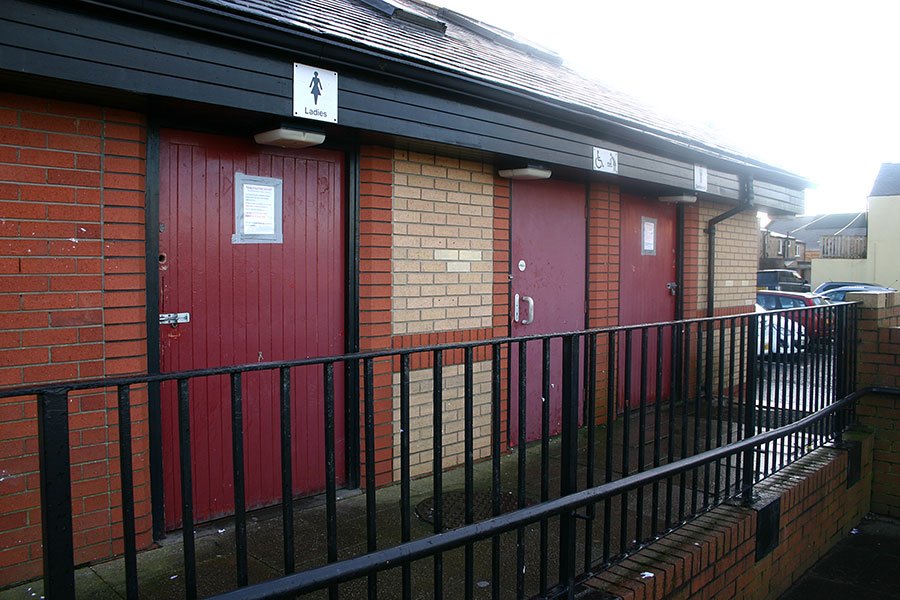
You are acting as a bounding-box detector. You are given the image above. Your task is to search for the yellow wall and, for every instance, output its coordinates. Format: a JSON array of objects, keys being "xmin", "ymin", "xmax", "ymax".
[
  {"xmin": 868, "ymin": 195, "xmax": 900, "ymax": 288},
  {"xmin": 811, "ymin": 194, "xmax": 900, "ymax": 289}
]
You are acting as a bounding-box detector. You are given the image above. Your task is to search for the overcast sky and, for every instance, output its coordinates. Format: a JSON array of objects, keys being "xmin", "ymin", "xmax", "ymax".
[{"xmin": 436, "ymin": 0, "xmax": 900, "ymax": 215}]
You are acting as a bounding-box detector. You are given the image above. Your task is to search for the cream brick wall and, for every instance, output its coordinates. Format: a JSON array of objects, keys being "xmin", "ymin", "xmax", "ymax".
[
  {"xmin": 694, "ymin": 202, "xmax": 758, "ymax": 312},
  {"xmin": 392, "ymin": 361, "xmax": 494, "ymax": 478},
  {"xmin": 392, "ymin": 150, "xmax": 494, "ymax": 335}
]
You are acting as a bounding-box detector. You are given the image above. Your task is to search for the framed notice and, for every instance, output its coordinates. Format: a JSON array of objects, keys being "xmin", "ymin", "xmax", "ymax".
[
  {"xmin": 232, "ymin": 173, "xmax": 283, "ymax": 244},
  {"xmin": 641, "ymin": 216, "xmax": 657, "ymax": 255}
]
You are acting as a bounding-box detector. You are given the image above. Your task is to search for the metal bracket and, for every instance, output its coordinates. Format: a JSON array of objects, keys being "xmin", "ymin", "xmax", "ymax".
[{"xmin": 159, "ymin": 312, "xmax": 190, "ymax": 326}]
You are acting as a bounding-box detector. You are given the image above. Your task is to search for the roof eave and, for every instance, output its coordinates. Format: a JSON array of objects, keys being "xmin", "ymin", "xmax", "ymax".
[{"xmin": 77, "ymin": 0, "xmax": 809, "ymax": 189}]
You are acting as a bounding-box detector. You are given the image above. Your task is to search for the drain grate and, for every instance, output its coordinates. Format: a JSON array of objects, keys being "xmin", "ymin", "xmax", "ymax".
[{"xmin": 415, "ymin": 490, "xmax": 529, "ymax": 530}]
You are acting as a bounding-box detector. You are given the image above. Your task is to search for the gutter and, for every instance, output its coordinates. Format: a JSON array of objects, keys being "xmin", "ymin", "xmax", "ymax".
[{"xmin": 706, "ymin": 175, "xmax": 754, "ymax": 317}]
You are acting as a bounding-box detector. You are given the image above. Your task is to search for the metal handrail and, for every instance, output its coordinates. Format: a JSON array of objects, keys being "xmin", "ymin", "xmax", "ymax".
[{"xmin": 212, "ymin": 386, "xmax": 897, "ymax": 600}]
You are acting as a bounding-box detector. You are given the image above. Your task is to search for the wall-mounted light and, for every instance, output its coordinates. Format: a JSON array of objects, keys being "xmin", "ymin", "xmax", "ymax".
[
  {"xmin": 659, "ymin": 194, "xmax": 697, "ymax": 204},
  {"xmin": 254, "ymin": 127, "xmax": 326, "ymax": 148},
  {"xmin": 498, "ymin": 166, "xmax": 552, "ymax": 180}
]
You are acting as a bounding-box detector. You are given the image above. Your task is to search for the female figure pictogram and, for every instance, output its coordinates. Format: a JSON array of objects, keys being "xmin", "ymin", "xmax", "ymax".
[{"xmin": 309, "ymin": 71, "xmax": 324, "ymax": 105}]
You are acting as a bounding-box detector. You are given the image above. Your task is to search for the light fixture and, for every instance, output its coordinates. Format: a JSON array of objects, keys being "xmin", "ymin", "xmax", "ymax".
[
  {"xmin": 498, "ymin": 167, "xmax": 552, "ymax": 180},
  {"xmin": 254, "ymin": 127, "xmax": 326, "ymax": 148},
  {"xmin": 659, "ymin": 194, "xmax": 697, "ymax": 204}
]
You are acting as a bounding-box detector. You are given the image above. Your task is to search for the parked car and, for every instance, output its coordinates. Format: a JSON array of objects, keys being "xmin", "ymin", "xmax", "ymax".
[
  {"xmin": 755, "ymin": 290, "xmax": 831, "ymax": 339},
  {"xmin": 757, "ymin": 269, "xmax": 810, "ymax": 292},
  {"xmin": 813, "ymin": 280, "xmax": 881, "ymax": 295},
  {"xmin": 756, "ymin": 304, "xmax": 806, "ymax": 355},
  {"xmin": 820, "ymin": 285, "xmax": 896, "ymax": 302}
]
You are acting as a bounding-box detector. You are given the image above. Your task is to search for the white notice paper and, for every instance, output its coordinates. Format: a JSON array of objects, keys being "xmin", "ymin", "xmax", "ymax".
[
  {"xmin": 242, "ymin": 184, "xmax": 276, "ymax": 236},
  {"xmin": 643, "ymin": 220, "xmax": 656, "ymax": 253}
]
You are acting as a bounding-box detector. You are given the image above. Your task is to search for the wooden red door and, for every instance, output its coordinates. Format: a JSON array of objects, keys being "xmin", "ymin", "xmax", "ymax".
[
  {"xmin": 618, "ymin": 194, "xmax": 676, "ymax": 409},
  {"xmin": 158, "ymin": 130, "xmax": 346, "ymax": 529},
  {"xmin": 510, "ymin": 180, "xmax": 586, "ymax": 443}
]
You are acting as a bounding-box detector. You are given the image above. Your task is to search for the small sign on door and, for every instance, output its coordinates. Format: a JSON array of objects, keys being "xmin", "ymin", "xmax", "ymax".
[
  {"xmin": 641, "ymin": 216, "xmax": 657, "ymax": 255},
  {"xmin": 232, "ymin": 173, "xmax": 283, "ymax": 244}
]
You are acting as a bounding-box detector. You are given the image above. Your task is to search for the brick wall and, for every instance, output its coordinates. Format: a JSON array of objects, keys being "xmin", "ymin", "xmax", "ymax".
[
  {"xmin": 0, "ymin": 93, "xmax": 150, "ymax": 585},
  {"xmin": 391, "ymin": 149, "xmax": 494, "ymax": 335},
  {"xmin": 583, "ymin": 436, "xmax": 871, "ymax": 600},
  {"xmin": 382, "ymin": 150, "xmax": 501, "ymax": 481},
  {"xmin": 391, "ymin": 361, "xmax": 493, "ymax": 477},
  {"xmin": 853, "ymin": 290, "xmax": 900, "ymax": 516},
  {"xmin": 683, "ymin": 201, "xmax": 757, "ymax": 319},
  {"xmin": 357, "ymin": 145, "xmax": 395, "ymax": 486},
  {"xmin": 587, "ymin": 182, "xmax": 621, "ymax": 425}
]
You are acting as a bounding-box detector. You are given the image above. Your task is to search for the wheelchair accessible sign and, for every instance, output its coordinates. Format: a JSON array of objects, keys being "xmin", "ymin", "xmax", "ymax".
[{"xmin": 293, "ymin": 63, "xmax": 338, "ymax": 123}]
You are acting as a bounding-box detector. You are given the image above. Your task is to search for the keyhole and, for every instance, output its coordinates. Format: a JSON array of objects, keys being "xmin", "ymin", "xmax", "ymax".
[{"xmin": 158, "ymin": 253, "xmax": 167, "ymax": 264}]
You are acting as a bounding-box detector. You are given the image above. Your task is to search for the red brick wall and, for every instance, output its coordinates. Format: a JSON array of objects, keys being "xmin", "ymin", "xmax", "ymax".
[
  {"xmin": 0, "ymin": 93, "xmax": 151, "ymax": 585},
  {"xmin": 357, "ymin": 145, "xmax": 394, "ymax": 486},
  {"xmin": 584, "ymin": 438, "xmax": 871, "ymax": 599},
  {"xmin": 854, "ymin": 290, "xmax": 900, "ymax": 516},
  {"xmin": 587, "ymin": 182, "xmax": 621, "ymax": 425},
  {"xmin": 492, "ymin": 176, "xmax": 510, "ymax": 444}
]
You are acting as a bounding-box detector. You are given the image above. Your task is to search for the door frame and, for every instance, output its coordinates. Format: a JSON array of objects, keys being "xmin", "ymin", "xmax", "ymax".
[{"xmin": 144, "ymin": 121, "xmax": 360, "ymax": 539}]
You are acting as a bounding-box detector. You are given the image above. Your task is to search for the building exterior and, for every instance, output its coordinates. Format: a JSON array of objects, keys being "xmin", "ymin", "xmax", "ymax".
[
  {"xmin": 758, "ymin": 229, "xmax": 808, "ymax": 280},
  {"xmin": 809, "ymin": 164, "xmax": 900, "ymax": 289},
  {"xmin": 0, "ymin": 0, "xmax": 807, "ymax": 586}
]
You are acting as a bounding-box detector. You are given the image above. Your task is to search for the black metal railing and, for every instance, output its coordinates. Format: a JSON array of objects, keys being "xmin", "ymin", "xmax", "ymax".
[{"xmin": 0, "ymin": 302, "xmax": 858, "ymax": 599}]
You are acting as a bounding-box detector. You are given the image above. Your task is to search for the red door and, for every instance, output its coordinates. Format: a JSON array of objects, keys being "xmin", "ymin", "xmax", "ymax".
[
  {"xmin": 510, "ymin": 180, "xmax": 586, "ymax": 443},
  {"xmin": 618, "ymin": 193, "xmax": 676, "ymax": 409},
  {"xmin": 158, "ymin": 130, "xmax": 346, "ymax": 528}
]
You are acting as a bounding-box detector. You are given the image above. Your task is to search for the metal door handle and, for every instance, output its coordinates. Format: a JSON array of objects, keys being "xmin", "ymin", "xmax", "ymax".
[
  {"xmin": 513, "ymin": 293, "xmax": 520, "ymax": 323},
  {"xmin": 521, "ymin": 296, "xmax": 534, "ymax": 325}
]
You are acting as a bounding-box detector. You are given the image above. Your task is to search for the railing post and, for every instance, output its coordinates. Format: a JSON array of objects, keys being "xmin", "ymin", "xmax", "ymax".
[
  {"xmin": 833, "ymin": 305, "xmax": 849, "ymax": 439},
  {"xmin": 834, "ymin": 304, "xmax": 848, "ymax": 400},
  {"xmin": 558, "ymin": 334, "xmax": 579, "ymax": 595},
  {"xmin": 37, "ymin": 388, "xmax": 75, "ymax": 599},
  {"xmin": 742, "ymin": 316, "xmax": 758, "ymax": 505}
]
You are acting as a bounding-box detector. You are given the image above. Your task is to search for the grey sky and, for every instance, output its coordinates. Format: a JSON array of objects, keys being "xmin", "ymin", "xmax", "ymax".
[{"xmin": 437, "ymin": 0, "xmax": 900, "ymax": 215}]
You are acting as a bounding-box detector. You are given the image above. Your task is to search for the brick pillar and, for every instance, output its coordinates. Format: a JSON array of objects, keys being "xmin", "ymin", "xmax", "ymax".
[
  {"xmin": 587, "ymin": 181, "xmax": 620, "ymax": 424},
  {"xmin": 853, "ymin": 291, "xmax": 900, "ymax": 516},
  {"xmin": 357, "ymin": 145, "xmax": 394, "ymax": 486},
  {"xmin": 493, "ymin": 175, "xmax": 511, "ymax": 443}
]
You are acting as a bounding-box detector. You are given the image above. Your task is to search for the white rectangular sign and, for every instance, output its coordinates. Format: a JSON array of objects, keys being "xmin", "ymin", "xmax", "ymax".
[
  {"xmin": 233, "ymin": 173, "xmax": 283, "ymax": 244},
  {"xmin": 642, "ymin": 217, "xmax": 657, "ymax": 255},
  {"xmin": 694, "ymin": 164, "xmax": 708, "ymax": 192},
  {"xmin": 242, "ymin": 184, "xmax": 276, "ymax": 236},
  {"xmin": 592, "ymin": 147, "xmax": 619, "ymax": 174},
  {"xmin": 293, "ymin": 63, "xmax": 338, "ymax": 123}
]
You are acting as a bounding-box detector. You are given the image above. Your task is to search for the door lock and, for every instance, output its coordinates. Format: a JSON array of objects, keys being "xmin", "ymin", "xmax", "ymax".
[
  {"xmin": 159, "ymin": 312, "xmax": 191, "ymax": 326},
  {"xmin": 666, "ymin": 282, "xmax": 678, "ymax": 296}
]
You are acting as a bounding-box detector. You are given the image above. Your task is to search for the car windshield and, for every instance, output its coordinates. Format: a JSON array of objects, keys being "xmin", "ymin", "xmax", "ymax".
[{"xmin": 811, "ymin": 297, "xmax": 827, "ymax": 305}]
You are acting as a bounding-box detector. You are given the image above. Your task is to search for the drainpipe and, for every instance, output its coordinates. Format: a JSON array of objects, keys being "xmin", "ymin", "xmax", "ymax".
[
  {"xmin": 675, "ymin": 203, "xmax": 685, "ymax": 321},
  {"xmin": 706, "ymin": 175, "xmax": 754, "ymax": 317}
]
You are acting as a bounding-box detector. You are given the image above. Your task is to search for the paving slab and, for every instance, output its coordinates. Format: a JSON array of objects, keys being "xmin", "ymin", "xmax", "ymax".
[{"xmin": 779, "ymin": 514, "xmax": 900, "ymax": 600}]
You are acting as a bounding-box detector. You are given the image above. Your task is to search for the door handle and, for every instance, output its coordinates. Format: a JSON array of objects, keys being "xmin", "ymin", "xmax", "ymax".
[
  {"xmin": 513, "ymin": 293, "xmax": 520, "ymax": 323},
  {"xmin": 521, "ymin": 296, "xmax": 535, "ymax": 325}
]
